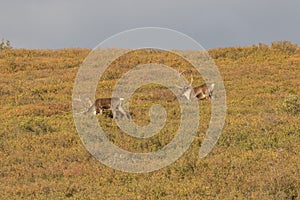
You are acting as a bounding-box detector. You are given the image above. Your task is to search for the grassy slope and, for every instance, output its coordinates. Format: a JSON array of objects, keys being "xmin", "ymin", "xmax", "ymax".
[{"xmin": 0, "ymin": 44, "xmax": 300, "ymax": 199}]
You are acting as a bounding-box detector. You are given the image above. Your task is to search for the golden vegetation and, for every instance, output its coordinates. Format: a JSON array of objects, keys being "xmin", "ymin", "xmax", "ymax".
[{"xmin": 0, "ymin": 42, "xmax": 300, "ymax": 199}]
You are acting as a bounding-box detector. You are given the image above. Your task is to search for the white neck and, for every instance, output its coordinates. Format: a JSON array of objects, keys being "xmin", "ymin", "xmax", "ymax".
[{"xmin": 183, "ymin": 88, "xmax": 192, "ymax": 100}]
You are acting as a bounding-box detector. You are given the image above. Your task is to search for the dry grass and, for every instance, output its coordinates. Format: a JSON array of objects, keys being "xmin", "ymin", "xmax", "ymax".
[{"xmin": 0, "ymin": 43, "xmax": 299, "ymax": 199}]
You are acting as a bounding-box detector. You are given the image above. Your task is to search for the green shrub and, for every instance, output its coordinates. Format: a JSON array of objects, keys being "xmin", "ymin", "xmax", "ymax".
[
  {"xmin": 283, "ymin": 94, "xmax": 300, "ymax": 115},
  {"xmin": 19, "ymin": 117, "xmax": 56, "ymax": 135},
  {"xmin": 0, "ymin": 38, "xmax": 12, "ymax": 50}
]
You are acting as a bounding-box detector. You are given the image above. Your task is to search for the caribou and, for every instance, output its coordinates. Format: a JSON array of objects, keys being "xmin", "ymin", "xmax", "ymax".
[
  {"xmin": 176, "ymin": 72, "xmax": 215, "ymax": 101},
  {"xmin": 180, "ymin": 83, "xmax": 215, "ymax": 101},
  {"xmin": 75, "ymin": 97, "xmax": 130, "ymax": 119}
]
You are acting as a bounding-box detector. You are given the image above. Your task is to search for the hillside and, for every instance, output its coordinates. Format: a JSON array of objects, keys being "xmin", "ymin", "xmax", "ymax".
[{"xmin": 0, "ymin": 43, "xmax": 300, "ymax": 199}]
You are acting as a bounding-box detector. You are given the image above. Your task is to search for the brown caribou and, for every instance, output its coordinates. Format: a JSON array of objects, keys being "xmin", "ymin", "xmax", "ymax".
[
  {"xmin": 176, "ymin": 72, "xmax": 215, "ymax": 101},
  {"xmin": 75, "ymin": 97, "xmax": 130, "ymax": 119}
]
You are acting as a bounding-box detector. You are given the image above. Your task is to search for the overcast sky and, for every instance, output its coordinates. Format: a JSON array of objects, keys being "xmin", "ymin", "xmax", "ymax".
[{"xmin": 1, "ymin": 0, "xmax": 299, "ymax": 49}]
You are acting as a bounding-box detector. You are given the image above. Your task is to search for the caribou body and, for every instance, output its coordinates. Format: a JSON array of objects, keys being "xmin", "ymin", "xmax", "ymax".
[
  {"xmin": 181, "ymin": 83, "xmax": 215, "ymax": 101},
  {"xmin": 177, "ymin": 72, "xmax": 215, "ymax": 101},
  {"xmin": 77, "ymin": 97, "xmax": 130, "ymax": 119}
]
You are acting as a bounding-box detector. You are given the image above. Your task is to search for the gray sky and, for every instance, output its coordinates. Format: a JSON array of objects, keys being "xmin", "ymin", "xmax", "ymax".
[{"xmin": 1, "ymin": 0, "xmax": 299, "ymax": 49}]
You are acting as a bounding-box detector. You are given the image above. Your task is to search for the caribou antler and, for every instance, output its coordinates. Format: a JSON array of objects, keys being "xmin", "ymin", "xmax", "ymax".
[
  {"xmin": 178, "ymin": 69, "xmax": 193, "ymax": 77},
  {"xmin": 175, "ymin": 84, "xmax": 184, "ymax": 89}
]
